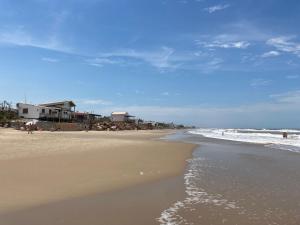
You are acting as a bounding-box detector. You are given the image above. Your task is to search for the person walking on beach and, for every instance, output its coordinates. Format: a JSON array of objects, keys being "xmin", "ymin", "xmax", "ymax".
[
  {"xmin": 84, "ymin": 124, "xmax": 89, "ymax": 132},
  {"xmin": 27, "ymin": 123, "xmax": 33, "ymax": 134}
]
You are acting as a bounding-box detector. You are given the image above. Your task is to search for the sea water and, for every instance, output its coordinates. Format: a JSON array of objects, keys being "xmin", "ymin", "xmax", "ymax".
[
  {"xmin": 189, "ymin": 128, "xmax": 300, "ymax": 153},
  {"xmin": 158, "ymin": 131, "xmax": 300, "ymax": 225}
]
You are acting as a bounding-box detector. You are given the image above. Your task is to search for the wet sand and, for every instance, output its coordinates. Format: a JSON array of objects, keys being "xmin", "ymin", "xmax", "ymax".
[
  {"xmin": 0, "ymin": 128, "xmax": 195, "ymax": 225},
  {"xmin": 0, "ymin": 176, "xmax": 186, "ymax": 225}
]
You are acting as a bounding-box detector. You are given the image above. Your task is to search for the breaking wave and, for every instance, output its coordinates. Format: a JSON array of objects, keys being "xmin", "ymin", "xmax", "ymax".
[
  {"xmin": 189, "ymin": 128, "xmax": 300, "ymax": 153},
  {"xmin": 157, "ymin": 157, "xmax": 242, "ymax": 225}
]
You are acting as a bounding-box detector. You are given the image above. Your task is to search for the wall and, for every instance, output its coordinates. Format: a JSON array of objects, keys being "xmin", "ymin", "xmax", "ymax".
[
  {"xmin": 111, "ymin": 114, "xmax": 126, "ymax": 122},
  {"xmin": 17, "ymin": 103, "xmax": 40, "ymax": 119},
  {"xmin": 36, "ymin": 121, "xmax": 84, "ymax": 131}
]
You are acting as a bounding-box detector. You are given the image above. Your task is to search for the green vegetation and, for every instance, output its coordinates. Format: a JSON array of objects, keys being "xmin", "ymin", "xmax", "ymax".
[{"xmin": 0, "ymin": 111, "xmax": 18, "ymax": 125}]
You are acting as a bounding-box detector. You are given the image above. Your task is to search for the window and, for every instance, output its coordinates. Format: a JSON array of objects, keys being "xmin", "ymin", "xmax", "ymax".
[
  {"xmin": 42, "ymin": 109, "xmax": 45, "ymax": 114},
  {"xmin": 23, "ymin": 108, "xmax": 28, "ymax": 114}
]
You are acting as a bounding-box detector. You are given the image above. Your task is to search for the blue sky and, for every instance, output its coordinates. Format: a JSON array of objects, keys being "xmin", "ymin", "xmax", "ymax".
[{"xmin": 0, "ymin": 0, "xmax": 300, "ymax": 128}]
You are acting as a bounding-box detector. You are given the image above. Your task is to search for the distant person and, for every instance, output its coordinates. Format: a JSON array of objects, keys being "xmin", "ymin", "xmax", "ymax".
[
  {"xmin": 283, "ymin": 132, "xmax": 288, "ymax": 139},
  {"xmin": 222, "ymin": 132, "xmax": 224, "ymax": 136},
  {"xmin": 27, "ymin": 124, "xmax": 33, "ymax": 134}
]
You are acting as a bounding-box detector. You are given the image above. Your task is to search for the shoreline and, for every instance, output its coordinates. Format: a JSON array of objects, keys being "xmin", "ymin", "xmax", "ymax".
[
  {"xmin": 158, "ymin": 132, "xmax": 300, "ymax": 225},
  {"xmin": 0, "ymin": 129, "xmax": 196, "ymax": 220}
]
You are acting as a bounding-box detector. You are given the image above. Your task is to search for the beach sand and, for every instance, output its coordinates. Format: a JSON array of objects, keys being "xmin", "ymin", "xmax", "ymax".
[{"xmin": 0, "ymin": 128, "xmax": 195, "ymax": 225}]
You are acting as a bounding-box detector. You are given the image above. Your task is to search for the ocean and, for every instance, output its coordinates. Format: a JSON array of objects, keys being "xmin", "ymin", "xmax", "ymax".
[
  {"xmin": 158, "ymin": 130, "xmax": 300, "ymax": 225},
  {"xmin": 190, "ymin": 128, "xmax": 300, "ymax": 153}
]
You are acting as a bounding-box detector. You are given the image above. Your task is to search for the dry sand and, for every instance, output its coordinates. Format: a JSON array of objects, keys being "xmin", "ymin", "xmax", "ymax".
[{"xmin": 0, "ymin": 128, "xmax": 195, "ymax": 217}]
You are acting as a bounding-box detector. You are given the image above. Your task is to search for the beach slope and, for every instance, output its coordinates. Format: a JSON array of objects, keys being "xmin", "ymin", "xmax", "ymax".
[{"xmin": 0, "ymin": 129, "xmax": 195, "ymax": 218}]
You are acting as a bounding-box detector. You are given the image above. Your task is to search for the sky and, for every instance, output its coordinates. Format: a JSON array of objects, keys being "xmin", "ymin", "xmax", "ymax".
[{"xmin": 0, "ymin": 0, "xmax": 300, "ymax": 128}]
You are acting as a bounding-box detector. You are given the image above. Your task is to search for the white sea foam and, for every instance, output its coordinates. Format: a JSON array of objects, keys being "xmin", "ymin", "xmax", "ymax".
[
  {"xmin": 189, "ymin": 128, "xmax": 300, "ymax": 153},
  {"xmin": 157, "ymin": 158, "xmax": 241, "ymax": 225}
]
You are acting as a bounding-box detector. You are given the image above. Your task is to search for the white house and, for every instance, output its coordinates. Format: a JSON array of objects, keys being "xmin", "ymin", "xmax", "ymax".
[
  {"xmin": 39, "ymin": 101, "xmax": 76, "ymax": 120},
  {"xmin": 111, "ymin": 112, "xmax": 134, "ymax": 122},
  {"xmin": 39, "ymin": 101, "xmax": 75, "ymax": 112},
  {"xmin": 17, "ymin": 103, "xmax": 41, "ymax": 119},
  {"xmin": 17, "ymin": 101, "xmax": 76, "ymax": 121}
]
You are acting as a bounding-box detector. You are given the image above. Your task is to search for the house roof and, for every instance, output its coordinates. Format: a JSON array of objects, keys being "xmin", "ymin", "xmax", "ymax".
[
  {"xmin": 74, "ymin": 112, "xmax": 88, "ymax": 116},
  {"xmin": 111, "ymin": 112, "xmax": 135, "ymax": 118},
  {"xmin": 111, "ymin": 112, "xmax": 128, "ymax": 115},
  {"xmin": 39, "ymin": 101, "xmax": 76, "ymax": 107},
  {"xmin": 17, "ymin": 103, "xmax": 61, "ymax": 110}
]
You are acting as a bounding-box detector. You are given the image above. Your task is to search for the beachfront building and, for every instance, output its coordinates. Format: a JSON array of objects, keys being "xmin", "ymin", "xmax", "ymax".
[
  {"xmin": 39, "ymin": 101, "xmax": 76, "ymax": 121},
  {"xmin": 17, "ymin": 103, "xmax": 41, "ymax": 119},
  {"xmin": 73, "ymin": 112, "xmax": 102, "ymax": 123},
  {"xmin": 17, "ymin": 101, "xmax": 76, "ymax": 121},
  {"xmin": 111, "ymin": 112, "xmax": 135, "ymax": 122}
]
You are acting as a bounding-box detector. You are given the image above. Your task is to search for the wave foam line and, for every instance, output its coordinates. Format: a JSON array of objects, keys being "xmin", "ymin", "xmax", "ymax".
[
  {"xmin": 189, "ymin": 129, "xmax": 300, "ymax": 153},
  {"xmin": 157, "ymin": 158, "xmax": 241, "ymax": 225}
]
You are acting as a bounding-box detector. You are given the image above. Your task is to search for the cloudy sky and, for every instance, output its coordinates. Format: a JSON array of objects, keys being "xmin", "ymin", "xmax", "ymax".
[{"xmin": 0, "ymin": 0, "xmax": 300, "ymax": 128}]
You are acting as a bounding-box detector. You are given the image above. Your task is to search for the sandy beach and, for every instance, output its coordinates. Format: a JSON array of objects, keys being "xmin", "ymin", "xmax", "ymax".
[
  {"xmin": 0, "ymin": 128, "xmax": 196, "ymax": 224},
  {"xmin": 3, "ymin": 129, "xmax": 298, "ymax": 225}
]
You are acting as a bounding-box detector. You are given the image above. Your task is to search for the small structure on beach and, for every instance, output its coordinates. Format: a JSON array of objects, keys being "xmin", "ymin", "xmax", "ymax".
[{"xmin": 111, "ymin": 112, "xmax": 135, "ymax": 122}]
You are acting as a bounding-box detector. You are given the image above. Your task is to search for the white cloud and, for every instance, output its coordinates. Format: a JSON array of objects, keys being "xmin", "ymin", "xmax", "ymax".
[
  {"xmin": 86, "ymin": 57, "xmax": 122, "ymax": 67},
  {"xmin": 81, "ymin": 99, "xmax": 113, "ymax": 105},
  {"xmin": 160, "ymin": 92, "xmax": 181, "ymax": 97},
  {"xmin": 194, "ymin": 51, "xmax": 205, "ymax": 57},
  {"xmin": 97, "ymin": 47, "xmax": 181, "ymax": 71},
  {"xmin": 261, "ymin": 51, "xmax": 280, "ymax": 58},
  {"xmin": 204, "ymin": 4, "xmax": 230, "ymax": 13},
  {"xmin": 286, "ymin": 75, "xmax": 299, "ymax": 79},
  {"xmin": 42, "ymin": 57, "xmax": 59, "ymax": 63},
  {"xmin": 96, "ymin": 47, "xmax": 227, "ymax": 73},
  {"xmin": 250, "ymin": 78, "xmax": 272, "ymax": 87},
  {"xmin": 196, "ymin": 40, "xmax": 250, "ymax": 49},
  {"xmin": 0, "ymin": 27, "xmax": 72, "ymax": 54},
  {"xmin": 87, "ymin": 63, "xmax": 103, "ymax": 68},
  {"xmin": 220, "ymin": 22, "xmax": 272, "ymax": 42},
  {"xmin": 196, "ymin": 57, "xmax": 223, "ymax": 73},
  {"xmin": 270, "ymin": 90, "xmax": 300, "ymax": 104},
  {"xmin": 266, "ymin": 36, "xmax": 300, "ymax": 57},
  {"xmin": 207, "ymin": 57, "xmax": 223, "ymax": 66},
  {"xmin": 134, "ymin": 90, "xmax": 144, "ymax": 94}
]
